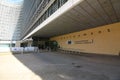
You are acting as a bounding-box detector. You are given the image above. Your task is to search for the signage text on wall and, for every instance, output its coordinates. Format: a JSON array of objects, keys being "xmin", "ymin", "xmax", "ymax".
[{"xmin": 75, "ymin": 39, "xmax": 93, "ymax": 44}]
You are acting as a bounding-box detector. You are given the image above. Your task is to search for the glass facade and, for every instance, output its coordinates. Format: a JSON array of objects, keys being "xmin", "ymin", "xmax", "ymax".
[
  {"xmin": 0, "ymin": 0, "xmax": 23, "ymax": 40},
  {"xmin": 20, "ymin": 0, "xmax": 68, "ymax": 39},
  {"xmin": 0, "ymin": 0, "xmax": 68, "ymax": 40}
]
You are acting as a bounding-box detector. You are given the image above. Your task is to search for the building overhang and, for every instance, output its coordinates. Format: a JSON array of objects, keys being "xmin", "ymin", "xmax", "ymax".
[{"xmin": 23, "ymin": 0, "xmax": 120, "ymax": 40}]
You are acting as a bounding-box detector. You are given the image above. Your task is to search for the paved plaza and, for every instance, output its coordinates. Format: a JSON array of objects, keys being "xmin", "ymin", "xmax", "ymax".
[{"xmin": 0, "ymin": 52, "xmax": 120, "ymax": 80}]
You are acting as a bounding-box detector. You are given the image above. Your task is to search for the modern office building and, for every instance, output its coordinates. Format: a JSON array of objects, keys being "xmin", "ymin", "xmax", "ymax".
[
  {"xmin": 0, "ymin": 0, "xmax": 23, "ymax": 48},
  {"xmin": 20, "ymin": 0, "xmax": 120, "ymax": 56},
  {"xmin": 0, "ymin": 0, "xmax": 120, "ymax": 55},
  {"xmin": 0, "ymin": 0, "xmax": 22, "ymax": 40}
]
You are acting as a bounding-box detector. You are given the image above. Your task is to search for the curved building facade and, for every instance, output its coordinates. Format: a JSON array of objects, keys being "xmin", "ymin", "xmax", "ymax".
[{"xmin": 0, "ymin": 0, "xmax": 23, "ymax": 40}]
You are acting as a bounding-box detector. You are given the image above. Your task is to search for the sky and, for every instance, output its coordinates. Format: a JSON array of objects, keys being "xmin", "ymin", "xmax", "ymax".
[{"xmin": 6, "ymin": 0, "xmax": 23, "ymax": 4}]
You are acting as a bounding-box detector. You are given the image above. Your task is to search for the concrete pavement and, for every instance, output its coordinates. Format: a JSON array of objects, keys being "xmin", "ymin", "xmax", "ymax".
[{"xmin": 0, "ymin": 52, "xmax": 120, "ymax": 80}]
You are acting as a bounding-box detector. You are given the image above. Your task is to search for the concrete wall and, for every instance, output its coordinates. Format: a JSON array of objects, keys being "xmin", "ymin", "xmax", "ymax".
[{"xmin": 50, "ymin": 22, "xmax": 120, "ymax": 55}]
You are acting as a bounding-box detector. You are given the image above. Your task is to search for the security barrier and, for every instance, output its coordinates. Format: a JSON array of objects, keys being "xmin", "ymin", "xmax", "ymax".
[{"xmin": 11, "ymin": 47, "xmax": 38, "ymax": 53}]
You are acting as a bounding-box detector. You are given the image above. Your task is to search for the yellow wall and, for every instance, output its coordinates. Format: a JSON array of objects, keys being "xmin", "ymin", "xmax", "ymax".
[{"xmin": 50, "ymin": 22, "xmax": 120, "ymax": 55}]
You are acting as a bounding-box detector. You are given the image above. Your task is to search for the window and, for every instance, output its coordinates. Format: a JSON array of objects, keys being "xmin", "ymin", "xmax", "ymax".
[
  {"xmin": 83, "ymin": 33, "xmax": 87, "ymax": 36},
  {"xmin": 30, "ymin": 0, "xmax": 68, "ymax": 31},
  {"xmin": 98, "ymin": 31, "xmax": 102, "ymax": 34},
  {"xmin": 91, "ymin": 32, "xmax": 93, "ymax": 35},
  {"xmin": 107, "ymin": 29, "xmax": 110, "ymax": 32}
]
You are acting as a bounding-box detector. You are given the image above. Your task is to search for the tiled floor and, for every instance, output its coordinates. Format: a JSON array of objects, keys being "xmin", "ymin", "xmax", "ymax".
[{"xmin": 0, "ymin": 52, "xmax": 120, "ymax": 80}]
